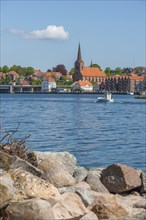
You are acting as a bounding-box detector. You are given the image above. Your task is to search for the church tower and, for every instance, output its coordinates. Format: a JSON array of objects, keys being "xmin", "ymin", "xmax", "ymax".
[{"xmin": 73, "ymin": 43, "xmax": 84, "ymax": 82}]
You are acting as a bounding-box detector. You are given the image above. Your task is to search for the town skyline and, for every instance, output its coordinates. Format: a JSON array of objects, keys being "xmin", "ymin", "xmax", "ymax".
[{"xmin": 1, "ymin": 1, "xmax": 145, "ymax": 72}]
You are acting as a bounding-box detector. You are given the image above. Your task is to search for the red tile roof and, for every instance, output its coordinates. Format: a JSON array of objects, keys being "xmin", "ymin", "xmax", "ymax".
[
  {"xmin": 44, "ymin": 72, "xmax": 62, "ymax": 78},
  {"xmin": 77, "ymin": 80, "xmax": 92, "ymax": 86},
  {"xmin": 8, "ymin": 71, "xmax": 19, "ymax": 77},
  {"xmin": 43, "ymin": 76, "xmax": 55, "ymax": 82},
  {"xmin": 81, "ymin": 67, "xmax": 106, "ymax": 77},
  {"xmin": 20, "ymin": 80, "xmax": 30, "ymax": 85},
  {"xmin": 129, "ymin": 73, "xmax": 144, "ymax": 81}
]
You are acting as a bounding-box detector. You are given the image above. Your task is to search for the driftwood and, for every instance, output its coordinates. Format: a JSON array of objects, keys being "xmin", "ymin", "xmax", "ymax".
[{"xmin": 0, "ymin": 125, "xmax": 37, "ymax": 167}]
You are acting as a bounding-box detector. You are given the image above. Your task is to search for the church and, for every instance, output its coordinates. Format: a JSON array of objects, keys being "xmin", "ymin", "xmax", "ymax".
[{"xmin": 73, "ymin": 44, "xmax": 106, "ymax": 84}]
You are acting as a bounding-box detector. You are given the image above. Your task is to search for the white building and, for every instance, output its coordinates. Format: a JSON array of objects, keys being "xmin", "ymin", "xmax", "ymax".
[
  {"xmin": 72, "ymin": 80, "xmax": 93, "ymax": 92},
  {"xmin": 41, "ymin": 77, "xmax": 56, "ymax": 92}
]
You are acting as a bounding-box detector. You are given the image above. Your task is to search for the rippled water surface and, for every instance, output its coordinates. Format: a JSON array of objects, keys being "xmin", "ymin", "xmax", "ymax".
[{"xmin": 0, "ymin": 94, "xmax": 145, "ymax": 170}]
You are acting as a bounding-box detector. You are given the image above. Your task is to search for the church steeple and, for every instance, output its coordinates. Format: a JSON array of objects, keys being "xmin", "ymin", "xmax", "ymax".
[
  {"xmin": 77, "ymin": 43, "xmax": 82, "ymax": 61},
  {"xmin": 73, "ymin": 43, "xmax": 84, "ymax": 82}
]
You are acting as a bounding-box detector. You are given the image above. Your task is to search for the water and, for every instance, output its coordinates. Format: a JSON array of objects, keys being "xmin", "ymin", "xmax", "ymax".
[{"xmin": 0, "ymin": 93, "xmax": 145, "ymax": 170}]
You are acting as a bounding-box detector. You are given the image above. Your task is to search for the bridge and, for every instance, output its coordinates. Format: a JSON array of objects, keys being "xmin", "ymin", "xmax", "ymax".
[{"xmin": 0, "ymin": 85, "xmax": 42, "ymax": 93}]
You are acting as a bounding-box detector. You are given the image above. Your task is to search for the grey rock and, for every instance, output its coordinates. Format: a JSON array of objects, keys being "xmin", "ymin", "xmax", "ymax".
[
  {"xmin": 85, "ymin": 173, "xmax": 109, "ymax": 193},
  {"xmin": 73, "ymin": 166, "xmax": 88, "ymax": 182},
  {"xmin": 33, "ymin": 151, "xmax": 77, "ymax": 175}
]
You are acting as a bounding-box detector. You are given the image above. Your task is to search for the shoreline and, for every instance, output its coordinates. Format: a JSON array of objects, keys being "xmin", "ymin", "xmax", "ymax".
[{"xmin": 0, "ymin": 149, "xmax": 146, "ymax": 220}]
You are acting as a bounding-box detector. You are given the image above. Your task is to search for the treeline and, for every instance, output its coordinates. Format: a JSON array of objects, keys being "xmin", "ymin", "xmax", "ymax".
[
  {"xmin": 0, "ymin": 65, "xmax": 34, "ymax": 76},
  {"xmin": 0, "ymin": 64, "xmax": 146, "ymax": 77}
]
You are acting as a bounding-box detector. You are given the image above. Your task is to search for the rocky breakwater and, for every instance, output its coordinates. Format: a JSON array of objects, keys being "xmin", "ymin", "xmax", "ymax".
[{"xmin": 0, "ymin": 150, "xmax": 146, "ymax": 220}]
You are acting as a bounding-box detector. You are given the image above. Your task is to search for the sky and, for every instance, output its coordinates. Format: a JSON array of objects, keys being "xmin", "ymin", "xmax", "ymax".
[{"xmin": 0, "ymin": 0, "xmax": 145, "ymax": 72}]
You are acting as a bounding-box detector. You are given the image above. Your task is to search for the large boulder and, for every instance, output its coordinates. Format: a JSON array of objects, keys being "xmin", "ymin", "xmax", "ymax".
[
  {"xmin": 10, "ymin": 169, "xmax": 60, "ymax": 205},
  {"xmin": 53, "ymin": 192, "xmax": 88, "ymax": 219},
  {"xmin": 32, "ymin": 151, "xmax": 77, "ymax": 175},
  {"xmin": 38, "ymin": 157, "xmax": 76, "ymax": 188},
  {"xmin": 0, "ymin": 170, "xmax": 15, "ymax": 208},
  {"xmin": 101, "ymin": 164, "xmax": 142, "ymax": 193},
  {"xmin": 89, "ymin": 192, "xmax": 128, "ymax": 219},
  {"xmin": 6, "ymin": 198, "xmax": 55, "ymax": 220}
]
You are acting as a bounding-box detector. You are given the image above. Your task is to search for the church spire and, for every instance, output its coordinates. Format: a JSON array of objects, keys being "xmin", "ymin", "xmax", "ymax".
[{"xmin": 77, "ymin": 43, "xmax": 82, "ymax": 61}]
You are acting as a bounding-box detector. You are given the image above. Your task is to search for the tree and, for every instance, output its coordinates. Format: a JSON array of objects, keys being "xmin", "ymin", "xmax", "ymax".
[
  {"xmin": 2, "ymin": 65, "xmax": 9, "ymax": 73},
  {"xmin": 54, "ymin": 64, "xmax": 67, "ymax": 76},
  {"xmin": 69, "ymin": 68, "xmax": 75, "ymax": 76},
  {"xmin": 105, "ymin": 67, "xmax": 112, "ymax": 77},
  {"xmin": 114, "ymin": 67, "xmax": 122, "ymax": 75},
  {"xmin": 31, "ymin": 79, "xmax": 41, "ymax": 86},
  {"xmin": 25, "ymin": 67, "xmax": 34, "ymax": 76},
  {"xmin": 90, "ymin": 64, "xmax": 102, "ymax": 71}
]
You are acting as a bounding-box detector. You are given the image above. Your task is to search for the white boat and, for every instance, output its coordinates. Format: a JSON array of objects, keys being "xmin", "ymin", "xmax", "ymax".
[{"xmin": 96, "ymin": 91, "xmax": 114, "ymax": 103}]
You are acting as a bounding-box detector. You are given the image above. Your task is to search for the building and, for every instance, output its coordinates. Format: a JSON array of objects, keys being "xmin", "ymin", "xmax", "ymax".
[
  {"xmin": 41, "ymin": 77, "xmax": 56, "ymax": 92},
  {"xmin": 44, "ymin": 72, "xmax": 62, "ymax": 80},
  {"xmin": 73, "ymin": 44, "xmax": 106, "ymax": 84},
  {"xmin": 72, "ymin": 80, "xmax": 93, "ymax": 92}
]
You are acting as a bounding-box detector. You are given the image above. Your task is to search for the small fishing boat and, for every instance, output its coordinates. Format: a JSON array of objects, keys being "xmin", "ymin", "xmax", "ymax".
[{"xmin": 96, "ymin": 91, "xmax": 114, "ymax": 103}]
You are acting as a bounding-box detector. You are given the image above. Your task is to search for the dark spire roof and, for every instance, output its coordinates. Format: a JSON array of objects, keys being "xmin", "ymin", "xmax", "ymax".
[
  {"xmin": 90, "ymin": 60, "xmax": 93, "ymax": 67},
  {"xmin": 77, "ymin": 43, "xmax": 82, "ymax": 61}
]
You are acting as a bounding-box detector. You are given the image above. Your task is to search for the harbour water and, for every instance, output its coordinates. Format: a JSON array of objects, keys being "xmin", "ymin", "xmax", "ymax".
[{"xmin": 0, "ymin": 94, "xmax": 145, "ymax": 170}]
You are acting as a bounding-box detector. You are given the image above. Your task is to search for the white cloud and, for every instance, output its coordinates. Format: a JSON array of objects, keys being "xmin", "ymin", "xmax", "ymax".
[{"xmin": 10, "ymin": 25, "xmax": 69, "ymax": 40}]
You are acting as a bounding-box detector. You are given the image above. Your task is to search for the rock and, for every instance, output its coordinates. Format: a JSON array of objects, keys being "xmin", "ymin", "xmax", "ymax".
[
  {"xmin": 32, "ymin": 151, "xmax": 76, "ymax": 175},
  {"xmin": 6, "ymin": 198, "xmax": 55, "ymax": 220},
  {"xmin": 85, "ymin": 173, "xmax": 109, "ymax": 193},
  {"xmin": 80, "ymin": 211, "xmax": 98, "ymax": 220},
  {"xmin": 141, "ymin": 171, "xmax": 146, "ymax": 193},
  {"xmin": 75, "ymin": 189, "xmax": 98, "ymax": 207},
  {"xmin": 0, "ymin": 151, "xmax": 43, "ymax": 178},
  {"xmin": 88, "ymin": 168, "xmax": 103, "ymax": 177},
  {"xmin": 73, "ymin": 166, "xmax": 88, "ymax": 182},
  {"xmin": 58, "ymin": 184, "xmax": 97, "ymax": 207},
  {"xmin": 89, "ymin": 192, "xmax": 128, "ymax": 220},
  {"xmin": 101, "ymin": 164, "xmax": 142, "ymax": 193},
  {"xmin": 38, "ymin": 157, "xmax": 76, "ymax": 188},
  {"xmin": 116, "ymin": 194, "xmax": 146, "ymax": 217},
  {"xmin": 0, "ymin": 171, "xmax": 15, "ymax": 208},
  {"xmin": 75, "ymin": 182, "xmax": 91, "ymax": 191},
  {"xmin": 53, "ymin": 192, "xmax": 88, "ymax": 219},
  {"xmin": 10, "ymin": 169, "xmax": 60, "ymax": 205},
  {"xmin": 58, "ymin": 182, "xmax": 91, "ymax": 194}
]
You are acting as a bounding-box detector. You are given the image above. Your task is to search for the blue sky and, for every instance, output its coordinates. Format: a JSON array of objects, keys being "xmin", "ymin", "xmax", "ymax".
[{"xmin": 1, "ymin": 0, "xmax": 145, "ymax": 72}]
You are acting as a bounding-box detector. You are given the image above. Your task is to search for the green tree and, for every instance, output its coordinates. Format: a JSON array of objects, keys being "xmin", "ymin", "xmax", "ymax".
[
  {"xmin": 114, "ymin": 67, "xmax": 122, "ymax": 75},
  {"xmin": 105, "ymin": 67, "xmax": 112, "ymax": 77},
  {"xmin": 69, "ymin": 68, "xmax": 75, "ymax": 76},
  {"xmin": 2, "ymin": 65, "xmax": 9, "ymax": 73},
  {"xmin": 31, "ymin": 79, "xmax": 41, "ymax": 85},
  {"xmin": 90, "ymin": 64, "xmax": 102, "ymax": 71},
  {"xmin": 25, "ymin": 67, "xmax": 34, "ymax": 76}
]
